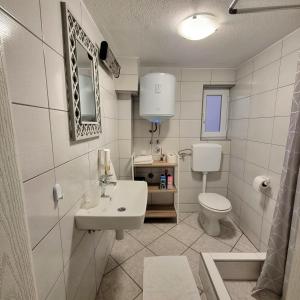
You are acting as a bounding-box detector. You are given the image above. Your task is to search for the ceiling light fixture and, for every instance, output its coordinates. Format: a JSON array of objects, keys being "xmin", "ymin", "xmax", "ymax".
[{"xmin": 178, "ymin": 14, "xmax": 218, "ymax": 40}]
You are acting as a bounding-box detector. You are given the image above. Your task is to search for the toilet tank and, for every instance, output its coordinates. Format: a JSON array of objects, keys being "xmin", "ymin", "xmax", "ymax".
[{"xmin": 192, "ymin": 143, "xmax": 222, "ymax": 172}]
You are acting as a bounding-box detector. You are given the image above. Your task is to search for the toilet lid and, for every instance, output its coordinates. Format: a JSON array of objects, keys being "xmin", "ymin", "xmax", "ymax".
[{"xmin": 198, "ymin": 193, "xmax": 232, "ymax": 211}]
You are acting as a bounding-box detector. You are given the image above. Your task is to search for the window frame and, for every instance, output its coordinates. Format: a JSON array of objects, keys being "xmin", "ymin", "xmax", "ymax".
[{"xmin": 201, "ymin": 89, "xmax": 229, "ymax": 139}]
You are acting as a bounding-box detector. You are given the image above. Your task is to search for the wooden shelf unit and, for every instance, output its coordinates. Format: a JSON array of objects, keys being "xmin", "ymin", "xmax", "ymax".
[
  {"xmin": 147, "ymin": 184, "xmax": 177, "ymax": 194},
  {"xmin": 132, "ymin": 156, "xmax": 180, "ymax": 223},
  {"xmin": 145, "ymin": 205, "xmax": 177, "ymax": 219}
]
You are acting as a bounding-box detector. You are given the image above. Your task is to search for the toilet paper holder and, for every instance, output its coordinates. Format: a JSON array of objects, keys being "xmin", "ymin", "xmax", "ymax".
[{"xmin": 253, "ymin": 175, "xmax": 271, "ymax": 192}]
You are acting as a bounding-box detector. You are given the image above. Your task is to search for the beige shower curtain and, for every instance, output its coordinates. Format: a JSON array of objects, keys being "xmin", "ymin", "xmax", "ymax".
[{"xmin": 252, "ymin": 53, "xmax": 300, "ymax": 299}]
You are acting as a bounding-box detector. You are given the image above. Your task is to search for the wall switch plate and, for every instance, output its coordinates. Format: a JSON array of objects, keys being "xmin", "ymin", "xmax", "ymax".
[{"xmin": 53, "ymin": 183, "xmax": 64, "ymax": 202}]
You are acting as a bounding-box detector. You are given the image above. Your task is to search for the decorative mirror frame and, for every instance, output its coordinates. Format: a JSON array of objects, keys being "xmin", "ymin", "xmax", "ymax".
[{"xmin": 61, "ymin": 2, "xmax": 102, "ymax": 141}]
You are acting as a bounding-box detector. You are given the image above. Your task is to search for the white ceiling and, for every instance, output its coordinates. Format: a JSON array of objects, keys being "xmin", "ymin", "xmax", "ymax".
[{"xmin": 84, "ymin": 0, "xmax": 300, "ymax": 68}]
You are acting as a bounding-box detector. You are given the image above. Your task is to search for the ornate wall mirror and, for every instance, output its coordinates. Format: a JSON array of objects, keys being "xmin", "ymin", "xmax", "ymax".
[{"xmin": 61, "ymin": 2, "xmax": 102, "ymax": 141}]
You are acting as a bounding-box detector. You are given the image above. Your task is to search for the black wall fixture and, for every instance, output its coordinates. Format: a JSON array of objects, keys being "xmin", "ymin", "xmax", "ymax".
[{"xmin": 99, "ymin": 41, "xmax": 121, "ymax": 78}]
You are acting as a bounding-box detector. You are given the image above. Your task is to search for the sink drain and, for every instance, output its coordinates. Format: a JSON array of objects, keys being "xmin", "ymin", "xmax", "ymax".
[{"xmin": 118, "ymin": 207, "xmax": 126, "ymax": 212}]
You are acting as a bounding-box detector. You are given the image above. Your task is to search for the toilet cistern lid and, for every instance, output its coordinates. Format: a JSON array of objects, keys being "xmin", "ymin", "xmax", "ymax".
[{"xmin": 198, "ymin": 193, "xmax": 232, "ymax": 211}]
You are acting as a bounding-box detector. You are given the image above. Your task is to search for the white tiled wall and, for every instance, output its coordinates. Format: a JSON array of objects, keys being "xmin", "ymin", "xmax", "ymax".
[
  {"xmin": 228, "ymin": 27, "xmax": 300, "ymax": 250},
  {"xmin": 133, "ymin": 67, "xmax": 234, "ymax": 211},
  {"xmin": 1, "ymin": 1, "xmax": 117, "ymax": 299}
]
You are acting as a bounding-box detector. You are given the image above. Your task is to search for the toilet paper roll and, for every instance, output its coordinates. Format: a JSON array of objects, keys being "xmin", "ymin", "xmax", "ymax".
[{"xmin": 253, "ymin": 176, "xmax": 270, "ymax": 192}]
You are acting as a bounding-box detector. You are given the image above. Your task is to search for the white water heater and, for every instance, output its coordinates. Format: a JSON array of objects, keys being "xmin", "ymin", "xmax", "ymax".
[{"xmin": 139, "ymin": 73, "xmax": 176, "ymax": 123}]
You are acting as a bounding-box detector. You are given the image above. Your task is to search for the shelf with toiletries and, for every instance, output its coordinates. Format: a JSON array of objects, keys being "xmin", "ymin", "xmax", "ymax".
[{"xmin": 131, "ymin": 154, "xmax": 180, "ymax": 223}]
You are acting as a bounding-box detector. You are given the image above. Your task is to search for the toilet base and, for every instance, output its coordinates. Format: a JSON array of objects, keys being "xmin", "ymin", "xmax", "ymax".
[{"xmin": 198, "ymin": 212, "xmax": 221, "ymax": 236}]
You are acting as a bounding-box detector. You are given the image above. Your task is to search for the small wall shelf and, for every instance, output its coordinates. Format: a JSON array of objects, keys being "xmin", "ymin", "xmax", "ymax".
[{"xmin": 132, "ymin": 155, "xmax": 180, "ymax": 223}]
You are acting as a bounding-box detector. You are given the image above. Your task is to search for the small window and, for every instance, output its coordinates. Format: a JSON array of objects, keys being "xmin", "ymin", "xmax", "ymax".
[{"xmin": 201, "ymin": 89, "xmax": 229, "ymax": 139}]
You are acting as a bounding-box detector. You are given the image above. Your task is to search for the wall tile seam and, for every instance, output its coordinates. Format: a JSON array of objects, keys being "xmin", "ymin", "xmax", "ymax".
[
  {"xmin": 0, "ymin": 5, "xmax": 65, "ymax": 60},
  {"xmin": 266, "ymin": 48, "xmax": 284, "ymax": 175}
]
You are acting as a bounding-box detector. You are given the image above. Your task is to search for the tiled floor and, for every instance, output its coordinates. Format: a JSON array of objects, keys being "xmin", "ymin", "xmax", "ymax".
[{"xmin": 97, "ymin": 213, "xmax": 258, "ymax": 300}]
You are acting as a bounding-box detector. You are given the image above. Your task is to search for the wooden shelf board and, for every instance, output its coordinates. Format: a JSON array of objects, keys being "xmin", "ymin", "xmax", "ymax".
[
  {"xmin": 147, "ymin": 185, "xmax": 177, "ymax": 193},
  {"xmin": 134, "ymin": 160, "xmax": 177, "ymax": 168},
  {"xmin": 145, "ymin": 205, "xmax": 177, "ymax": 219}
]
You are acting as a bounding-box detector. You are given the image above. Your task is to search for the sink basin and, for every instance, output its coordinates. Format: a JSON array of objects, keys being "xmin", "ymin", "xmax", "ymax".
[{"xmin": 75, "ymin": 180, "xmax": 148, "ymax": 230}]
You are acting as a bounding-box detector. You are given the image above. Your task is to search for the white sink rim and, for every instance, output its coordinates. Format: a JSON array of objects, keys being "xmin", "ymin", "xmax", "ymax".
[{"xmin": 75, "ymin": 180, "xmax": 148, "ymax": 230}]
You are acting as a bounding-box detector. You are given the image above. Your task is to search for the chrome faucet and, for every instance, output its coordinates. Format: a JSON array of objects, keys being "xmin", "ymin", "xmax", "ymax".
[{"xmin": 99, "ymin": 174, "xmax": 117, "ymax": 198}]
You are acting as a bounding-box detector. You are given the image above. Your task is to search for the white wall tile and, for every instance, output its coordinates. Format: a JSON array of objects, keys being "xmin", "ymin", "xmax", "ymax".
[
  {"xmin": 55, "ymin": 155, "xmax": 90, "ymax": 217},
  {"xmin": 236, "ymin": 60, "xmax": 254, "ymax": 80},
  {"xmin": 181, "ymin": 82, "xmax": 203, "ymax": 101},
  {"xmin": 230, "ymin": 74, "xmax": 252, "ymax": 100},
  {"xmin": 180, "ymin": 101, "xmax": 202, "ymax": 119},
  {"xmin": 229, "ymin": 98, "xmax": 249, "ymax": 119},
  {"xmin": 247, "ymin": 118, "xmax": 273, "ymax": 143},
  {"xmin": 46, "ymin": 272, "xmax": 66, "ymax": 300},
  {"xmin": 282, "ymin": 28, "xmax": 300, "ymax": 56},
  {"xmin": 13, "ymin": 105, "xmax": 53, "ymax": 181},
  {"xmin": 159, "ymin": 120, "xmax": 180, "ymax": 137},
  {"xmin": 239, "ymin": 202, "xmax": 262, "ymax": 248},
  {"xmin": 181, "ymin": 68, "xmax": 211, "ymax": 82},
  {"xmin": 211, "ymin": 69, "xmax": 235, "ymax": 82},
  {"xmin": 244, "ymin": 162, "xmax": 267, "ymax": 186},
  {"xmin": 278, "ymin": 51, "xmax": 299, "ymax": 87},
  {"xmin": 0, "ymin": 0, "xmax": 42, "ymax": 37},
  {"xmin": 228, "ymin": 174, "xmax": 245, "ymax": 199},
  {"xmin": 249, "ymin": 90, "xmax": 276, "ymax": 118},
  {"xmin": 118, "ymin": 99, "xmax": 132, "ymax": 120},
  {"xmin": 246, "ymin": 141, "xmax": 271, "ymax": 169},
  {"xmin": 253, "ymin": 41, "xmax": 282, "ymax": 71},
  {"xmin": 269, "ymin": 145, "xmax": 285, "ymax": 174},
  {"xmin": 275, "ymin": 85, "xmax": 294, "ymax": 116},
  {"xmin": 50, "ymin": 110, "xmax": 89, "ymax": 166},
  {"xmin": 242, "ymin": 183, "xmax": 265, "ymax": 215},
  {"xmin": 229, "ymin": 157, "xmax": 244, "ymax": 178},
  {"xmin": 44, "ymin": 45, "xmax": 68, "ymax": 111},
  {"xmin": 118, "ymin": 119, "xmax": 132, "ymax": 139},
  {"xmin": 24, "ymin": 170, "xmax": 58, "ymax": 249},
  {"xmin": 33, "ymin": 225, "xmax": 63, "ymax": 300},
  {"xmin": 230, "ymin": 139, "xmax": 247, "ymax": 160},
  {"xmin": 272, "ymin": 116, "xmax": 289, "ymax": 146},
  {"xmin": 228, "ymin": 119, "xmax": 248, "ymax": 139},
  {"xmin": 4, "ymin": 20, "xmax": 48, "ymax": 107},
  {"xmin": 119, "ymin": 139, "xmax": 131, "ymax": 158},
  {"xmin": 179, "ymin": 120, "xmax": 201, "ymax": 137},
  {"xmin": 251, "ymin": 60, "xmax": 280, "ymax": 95},
  {"xmin": 64, "ymin": 233, "xmax": 95, "ymax": 300},
  {"xmin": 119, "ymin": 158, "xmax": 132, "ymax": 177},
  {"xmin": 40, "ymin": 0, "xmax": 81, "ymax": 55},
  {"xmin": 60, "ymin": 199, "xmax": 85, "ymax": 265}
]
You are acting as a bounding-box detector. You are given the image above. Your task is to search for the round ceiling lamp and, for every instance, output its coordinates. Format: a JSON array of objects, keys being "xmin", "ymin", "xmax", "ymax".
[{"xmin": 177, "ymin": 14, "xmax": 218, "ymax": 40}]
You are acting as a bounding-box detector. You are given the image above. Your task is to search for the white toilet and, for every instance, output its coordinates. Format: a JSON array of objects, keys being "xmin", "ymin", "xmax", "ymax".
[{"xmin": 192, "ymin": 143, "xmax": 232, "ymax": 236}]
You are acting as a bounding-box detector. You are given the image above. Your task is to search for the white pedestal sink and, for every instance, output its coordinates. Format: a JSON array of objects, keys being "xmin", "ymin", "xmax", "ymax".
[{"xmin": 75, "ymin": 180, "xmax": 148, "ymax": 231}]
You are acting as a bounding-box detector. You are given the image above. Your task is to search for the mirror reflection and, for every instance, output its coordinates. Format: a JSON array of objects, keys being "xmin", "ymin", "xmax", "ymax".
[{"xmin": 76, "ymin": 40, "xmax": 97, "ymax": 123}]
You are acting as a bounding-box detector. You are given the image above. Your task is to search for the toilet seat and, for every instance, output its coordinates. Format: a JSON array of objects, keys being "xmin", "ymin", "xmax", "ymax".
[{"xmin": 198, "ymin": 193, "xmax": 232, "ymax": 212}]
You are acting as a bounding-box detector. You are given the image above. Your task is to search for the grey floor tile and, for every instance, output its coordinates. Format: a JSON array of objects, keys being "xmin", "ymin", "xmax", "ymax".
[
  {"xmin": 99, "ymin": 267, "xmax": 141, "ymax": 300},
  {"xmin": 111, "ymin": 233, "xmax": 144, "ymax": 264},
  {"xmin": 104, "ymin": 255, "xmax": 118, "ymax": 274},
  {"xmin": 191, "ymin": 234, "xmax": 231, "ymax": 253},
  {"xmin": 121, "ymin": 248, "xmax": 155, "ymax": 288},
  {"xmin": 232, "ymin": 235, "xmax": 258, "ymax": 253},
  {"xmin": 147, "ymin": 233, "xmax": 187, "ymax": 256},
  {"xmin": 183, "ymin": 213, "xmax": 203, "ymax": 230},
  {"xmin": 215, "ymin": 222, "xmax": 242, "ymax": 247},
  {"xmin": 168, "ymin": 222, "xmax": 203, "ymax": 246},
  {"xmin": 128, "ymin": 223, "xmax": 164, "ymax": 246},
  {"xmin": 181, "ymin": 248, "xmax": 204, "ymax": 290},
  {"xmin": 151, "ymin": 220, "xmax": 177, "ymax": 232}
]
